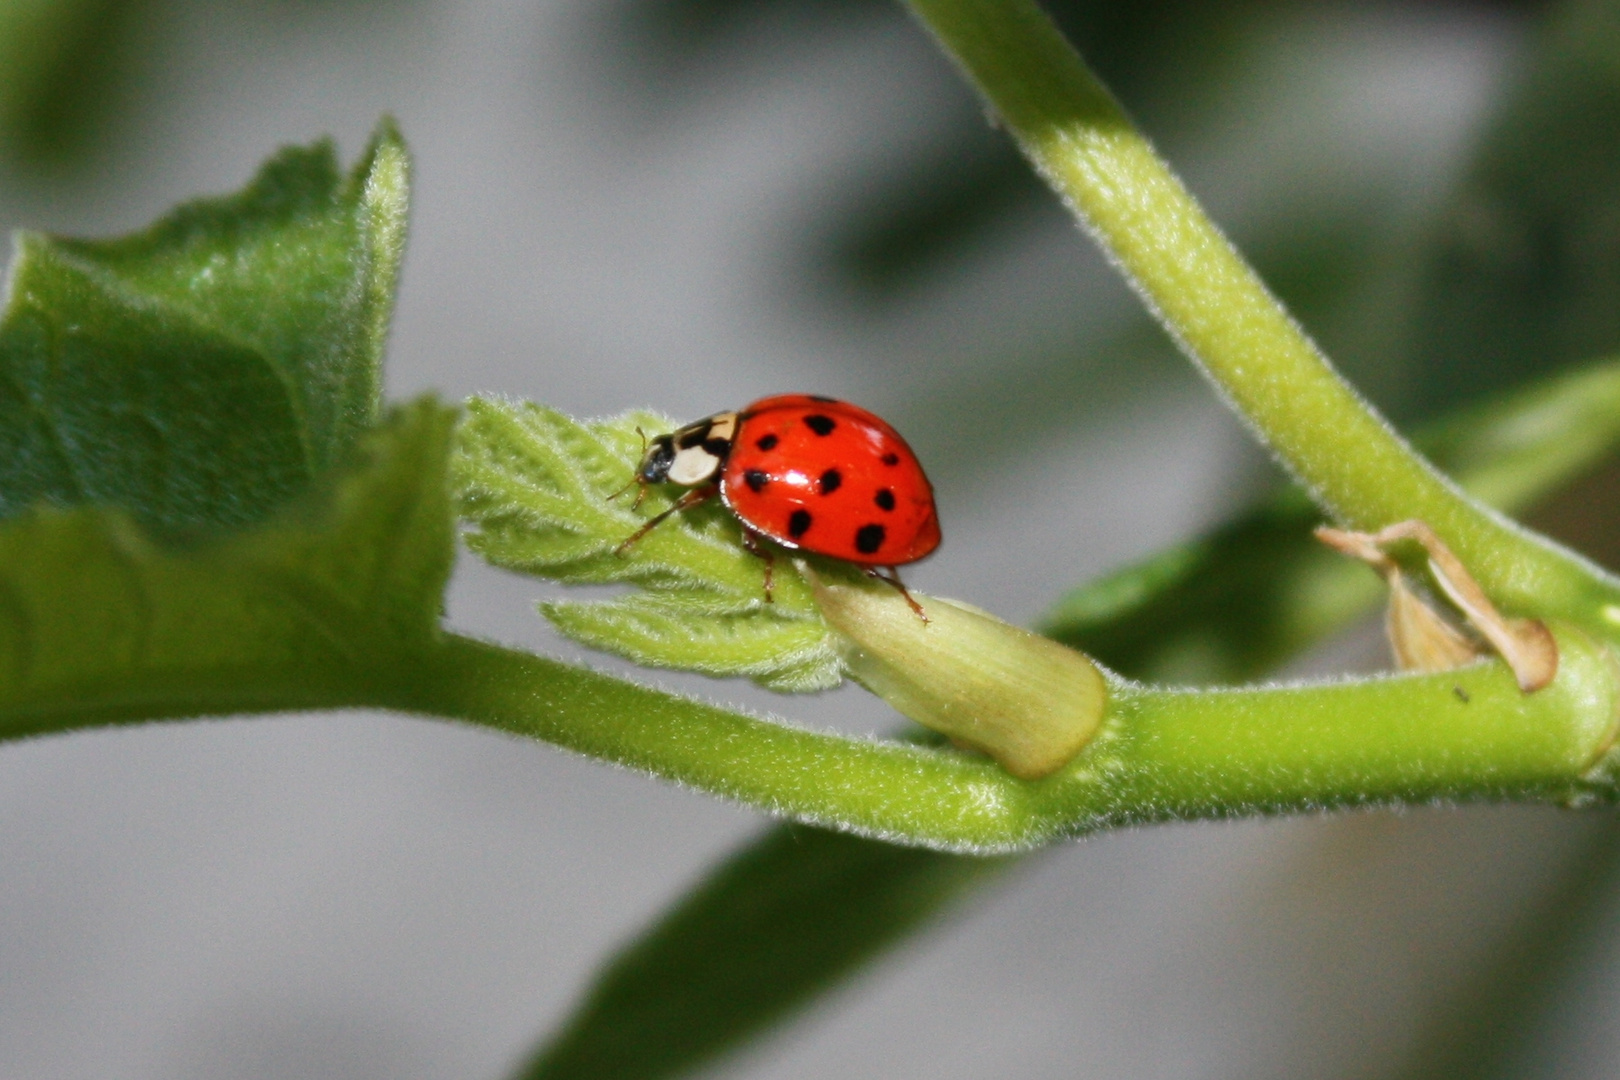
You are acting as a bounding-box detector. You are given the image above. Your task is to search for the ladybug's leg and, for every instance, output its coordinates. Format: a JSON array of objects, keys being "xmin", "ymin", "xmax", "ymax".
[
  {"xmin": 867, "ymin": 566, "xmax": 928, "ymax": 622},
  {"xmin": 739, "ymin": 527, "xmax": 776, "ymax": 604},
  {"xmin": 605, "ymin": 476, "xmax": 646, "ymax": 508},
  {"xmin": 614, "ymin": 485, "xmax": 716, "ymax": 555}
]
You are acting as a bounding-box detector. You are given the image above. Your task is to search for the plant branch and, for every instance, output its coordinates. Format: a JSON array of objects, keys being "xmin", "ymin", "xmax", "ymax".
[
  {"xmin": 901, "ymin": 0, "xmax": 1620, "ymax": 634},
  {"xmin": 4, "ymin": 622, "xmax": 1616, "ymax": 853},
  {"xmin": 390, "ymin": 627, "xmax": 1620, "ymax": 853}
]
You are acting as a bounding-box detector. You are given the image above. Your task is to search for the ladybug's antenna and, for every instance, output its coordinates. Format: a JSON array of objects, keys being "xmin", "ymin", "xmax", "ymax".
[{"xmin": 607, "ymin": 427, "xmax": 651, "ymax": 505}]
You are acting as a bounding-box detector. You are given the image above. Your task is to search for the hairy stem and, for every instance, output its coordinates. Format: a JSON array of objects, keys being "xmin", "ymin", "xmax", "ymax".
[
  {"xmin": 901, "ymin": 0, "xmax": 1620, "ymax": 634},
  {"xmin": 2, "ymin": 623, "xmax": 1614, "ymax": 852},
  {"xmin": 391, "ymin": 628, "xmax": 1620, "ymax": 853}
]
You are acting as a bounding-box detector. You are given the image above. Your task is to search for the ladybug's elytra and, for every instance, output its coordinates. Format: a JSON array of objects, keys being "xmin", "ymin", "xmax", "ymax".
[{"xmin": 615, "ymin": 394, "xmax": 940, "ymax": 613}]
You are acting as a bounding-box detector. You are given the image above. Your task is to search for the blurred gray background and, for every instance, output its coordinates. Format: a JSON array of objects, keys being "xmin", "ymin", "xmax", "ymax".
[{"xmin": 5, "ymin": 0, "xmax": 1620, "ymax": 1077}]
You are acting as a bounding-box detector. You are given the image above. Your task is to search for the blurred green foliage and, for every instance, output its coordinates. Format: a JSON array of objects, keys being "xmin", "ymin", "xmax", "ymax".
[
  {"xmin": 1411, "ymin": 0, "xmax": 1620, "ymax": 408},
  {"xmin": 0, "ymin": 0, "xmax": 416, "ymax": 169},
  {"xmin": 0, "ymin": 0, "xmax": 135, "ymax": 163},
  {"xmin": 521, "ymin": 826, "xmax": 1014, "ymax": 1080}
]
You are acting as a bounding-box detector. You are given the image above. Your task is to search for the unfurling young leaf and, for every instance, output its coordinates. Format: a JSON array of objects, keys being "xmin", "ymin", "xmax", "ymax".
[{"xmin": 454, "ymin": 397, "xmax": 843, "ymax": 691}]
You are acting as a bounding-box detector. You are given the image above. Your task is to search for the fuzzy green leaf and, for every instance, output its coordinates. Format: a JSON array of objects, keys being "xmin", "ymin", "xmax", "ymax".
[
  {"xmin": 0, "ymin": 120, "xmax": 449, "ymax": 740},
  {"xmin": 454, "ymin": 397, "xmax": 841, "ymax": 691},
  {"xmin": 0, "ymin": 398, "xmax": 458, "ymax": 741},
  {"xmin": 542, "ymin": 593, "xmax": 841, "ymax": 692},
  {"xmin": 0, "ymin": 119, "xmax": 409, "ymax": 535}
]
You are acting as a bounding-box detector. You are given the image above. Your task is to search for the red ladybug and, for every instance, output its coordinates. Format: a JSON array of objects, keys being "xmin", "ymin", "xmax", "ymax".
[{"xmin": 615, "ymin": 394, "xmax": 939, "ymax": 612}]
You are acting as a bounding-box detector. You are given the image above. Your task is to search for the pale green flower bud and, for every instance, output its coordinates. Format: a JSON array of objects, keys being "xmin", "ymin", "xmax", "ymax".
[{"xmin": 811, "ymin": 575, "xmax": 1108, "ymax": 779}]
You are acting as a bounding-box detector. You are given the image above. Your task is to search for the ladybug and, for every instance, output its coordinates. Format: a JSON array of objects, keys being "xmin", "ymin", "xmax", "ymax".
[{"xmin": 614, "ymin": 394, "xmax": 939, "ymax": 614}]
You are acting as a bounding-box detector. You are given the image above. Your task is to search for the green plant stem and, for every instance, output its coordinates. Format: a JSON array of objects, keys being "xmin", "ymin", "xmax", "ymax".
[
  {"xmin": 393, "ymin": 634, "xmax": 1026, "ymax": 846},
  {"xmin": 900, "ymin": 0, "xmax": 1620, "ymax": 634},
  {"xmin": 401, "ymin": 628, "xmax": 1620, "ymax": 852},
  {"xmin": 1096, "ymin": 636, "xmax": 1617, "ymax": 821},
  {"xmin": 4, "ymin": 625, "xmax": 1616, "ymax": 852},
  {"xmin": 0, "ymin": 662, "xmax": 382, "ymax": 743}
]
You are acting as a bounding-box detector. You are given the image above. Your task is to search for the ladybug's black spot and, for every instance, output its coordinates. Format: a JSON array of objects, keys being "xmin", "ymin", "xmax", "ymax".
[
  {"xmin": 855, "ymin": 523, "xmax": 886, "ymax": 555},
  {"xmin": 880, "ymin": 452, "xmax": 900, "ymax": 466},
  {"xmin": 703, "ymin": 437, "xmax": 731, "ymax": 458},
  {"xmin": 788, "ymin": 509, "xmax": 813, "ymax": 538},
  {"xmin": 804, "ymin": 414, "xmax": 836, "ymax": 436},
  {"xmin": 744, "ymin": 469, "xmax": 769, "ymax": 493},
  {"xmin": 819, "ymin": 468, "xmax": 842, "ymax": 495},
  {"xmin": 808, "ymin": 394, "xmax": 838, "ymax": 403},
  {"xmin": 755, "ymin": 434, "xmax": 779, "ymax": 451},
  {"xmin": 676, "ymin": 423, "xmax": 711, "ymax": 450},
  {"xmin": 874, "ymin": 488, "xmax": 896, "ymax": 511}
]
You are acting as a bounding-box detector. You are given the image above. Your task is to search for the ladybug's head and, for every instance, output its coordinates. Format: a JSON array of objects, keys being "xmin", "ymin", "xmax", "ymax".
[
  {"xmin": 636, "ymin": 433, "xmax": 678, "ymax": 485},
  {"xmin": 639, "ymin": 412, "xmax": 738, "ymax": 488}
]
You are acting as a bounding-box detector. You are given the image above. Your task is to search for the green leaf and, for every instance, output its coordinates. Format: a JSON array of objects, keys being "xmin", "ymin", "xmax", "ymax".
[
  {"xmin": 0, "ymin": 397, "xmax": 458, "ymax": 742},
  {"xmin": 454, "ymin": 397, "xmax": 842, "ymax": 691},
  {"xmin": 0, "ymin": 118, "xmax": 451, "ymax": 739},
  {"xmin": 541, "ymin": 593, "xmax": 841, "ymax": 693},
  {"xmin": 515, "ymin": 827, "xmax": 1013, "ymax": 1080},
  {"xmin": 0, "ymin": 119, "xmax": 409, "ymax": 535}
]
